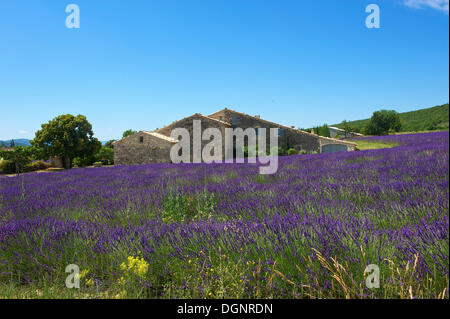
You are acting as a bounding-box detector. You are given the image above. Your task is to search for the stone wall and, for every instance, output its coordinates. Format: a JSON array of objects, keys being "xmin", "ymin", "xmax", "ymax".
[
  {"xmin": 113, "ymin": 131, "xmax": 175, "ymax": 165},
  {"xmin": 50, "ymin": 156, "xmax": 63, "ymax": 168},
  {"xmin": 157, "ymin": 114, "xmax": 230, "ymax": 162},
  {"xmin": 319, "ymin": 138, "xmax": 356, "ymax": 152}
]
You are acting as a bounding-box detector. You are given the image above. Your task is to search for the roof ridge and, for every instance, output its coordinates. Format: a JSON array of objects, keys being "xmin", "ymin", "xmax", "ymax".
[
  {"xmin": 155, "ymin": 113, "xmax": 231, "ymax": 133},
  {"xmin": 220, "ymin": 108, "xmax": 356, "ymax": 146},
  {"xmin": 142, "ymin": 131, "xmax": 178, "ymax": 143}
]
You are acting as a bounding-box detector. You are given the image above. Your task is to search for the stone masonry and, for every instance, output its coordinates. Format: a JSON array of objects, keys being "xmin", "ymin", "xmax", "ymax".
[
  {"xmin": 113, "ymin": 131, "xmax": 178, "ymax": 165},
  {"xmin": 113, "ymin": 108, "xmax": 356, "ymax": 165}
]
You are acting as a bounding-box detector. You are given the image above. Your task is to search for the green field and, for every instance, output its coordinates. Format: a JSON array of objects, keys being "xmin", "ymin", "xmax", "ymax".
[
  {"xmin": 344, "ymin": 139, "xmax": 399, "ymax": 150},
  {"xmin": 334, "ymin": 103, "xmax": 449, "ymax": 132}
]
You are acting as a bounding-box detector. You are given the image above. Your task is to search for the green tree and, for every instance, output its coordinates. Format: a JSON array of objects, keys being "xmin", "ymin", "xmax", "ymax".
[
  {"xmin": 31, "ymin": 114, "xmax": 101, "ymax": 169},
  {"xmin": 320, "ymin": 124, "xmax": 331, "ymax": 137},
  {"xmin": 311, "ymin": 124, "xmax": 331, "ymax": 138},
  {"xmin": 95, "ymin": 146, "xmax": 114, "ymax": 165},
  {"xmin": 9, "ymin": 139, "xmax": 15, "ymax": 148},
  {"xmin": 104, "ymin": 139, "xmax": 116, "ymax": 149},
  {"xmin": 0, "ymin": 146, "xmax": 33, "ymax": 174},
  {"xmin": 365, "ymin": 110, "xmax": 402, "ymax": 135},
  {"xmin": 341, "ymin": 120, "xmax": 353, "ymax": 138},
  {"xmin": 122, "ymin": 130, "xmax": 137, "ymax": 138}
]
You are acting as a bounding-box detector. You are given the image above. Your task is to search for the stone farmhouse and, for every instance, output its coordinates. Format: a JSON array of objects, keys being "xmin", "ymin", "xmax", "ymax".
[{"xmin": 113, "ymin": 108, "xmax": 356, "ymax": 165}]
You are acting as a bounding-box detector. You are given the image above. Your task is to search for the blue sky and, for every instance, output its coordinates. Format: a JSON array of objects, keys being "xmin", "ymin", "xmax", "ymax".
[{"xmin": 0, "ymin": 0, "xmax": 448, "ymax": 141}]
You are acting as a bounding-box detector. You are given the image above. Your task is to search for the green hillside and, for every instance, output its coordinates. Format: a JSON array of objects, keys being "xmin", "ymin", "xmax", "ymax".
[{"xmin": 334, "ymin": 103, "xmax": 449, "ymax": 132}]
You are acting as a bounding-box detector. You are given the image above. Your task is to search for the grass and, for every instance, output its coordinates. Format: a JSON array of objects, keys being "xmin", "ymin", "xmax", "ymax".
[{"xmin": 344, "ymin": 139, "xmax": 399, "ymax": 150}]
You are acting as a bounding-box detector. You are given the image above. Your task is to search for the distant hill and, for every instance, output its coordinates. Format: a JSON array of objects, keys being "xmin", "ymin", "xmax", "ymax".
[
  {"xmin": 0, "ymin": 139, "xmax": 31, "ymax": 147},
  {"xmin": 334, "ymin": 103, "xmax": 449, "ymax": 132},
  {"xmin": 1, "ymin": 139, "xmax": 110, "ymax": 147}
]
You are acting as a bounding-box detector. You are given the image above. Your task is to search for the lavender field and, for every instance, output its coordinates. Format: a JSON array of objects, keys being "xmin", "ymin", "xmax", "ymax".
[{"xmin": 0, "ymin": 132, "xmax": 448, "ymax": 299}]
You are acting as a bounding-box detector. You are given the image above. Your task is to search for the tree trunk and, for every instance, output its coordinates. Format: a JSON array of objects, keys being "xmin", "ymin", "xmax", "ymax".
[{"xmin": 63, "ymin": 156, "xmax": 71, "ymax": 169}]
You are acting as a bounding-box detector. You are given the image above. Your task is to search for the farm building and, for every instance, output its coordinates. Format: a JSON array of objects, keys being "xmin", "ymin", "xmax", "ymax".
[
  {"xmin": 329, "ymin": 126, "xmax": 364, "ymax": 139},
  {"xmin": 113, "ymin": 108, "xmax": 356, "ymax": 165}
]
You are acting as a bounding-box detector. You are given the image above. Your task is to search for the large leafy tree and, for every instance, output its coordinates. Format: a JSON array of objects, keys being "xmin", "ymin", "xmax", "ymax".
[
  {"xmin": 365, "ymin": 110, "xmax": 402, "ymax": 135},
  {"xmin": 31, "ymin": 114, "xmax": 101, "ymax": 168}
]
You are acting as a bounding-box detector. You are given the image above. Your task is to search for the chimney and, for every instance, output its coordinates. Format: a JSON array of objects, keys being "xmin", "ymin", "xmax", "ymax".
[
  {"xmin": 291, "ymin": 125, "xmax": 295, "ymax": 129},
  {"xmin": 311, "ymin": 129, "xmax": 315, "ymax": 135}
]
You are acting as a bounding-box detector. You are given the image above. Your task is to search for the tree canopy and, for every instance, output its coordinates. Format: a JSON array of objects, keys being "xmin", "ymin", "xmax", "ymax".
[
  {"xmin": 95, "ymin": 146, "xmax": 114, "ymax": 165},
  {"xmin": 104, "ymin": 140, "xmax": 116, "ymax": 149},
  {"xmin": 0, "ymin": 146, "xmax": 33, "ymax": 174},
  {"xmin": 306, "ymin": 124, "xmax": 331, "ymax": 138},
  {"xmin": 122, "ymin": 129, "xmax": 137, "ymax": 138},
  {"xmin": 31, "ymin": 114, "xmax": 101, "ymax": 168},
  {"xmin": 365, "ymin": 110, "xmax": 402, "ymax": 135}
]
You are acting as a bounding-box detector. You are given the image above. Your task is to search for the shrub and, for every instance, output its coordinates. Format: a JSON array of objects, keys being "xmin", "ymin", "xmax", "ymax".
[
  {"xmin": 0, "ymin": 160, "xmax": 16, "ymax": 174},
  {"xmin": 93, "ymin": 162, "xmax": 103, "ymax": 167},
  {"xmin": 73, "ymin": 156, "xmax": 96, "ymax": 167},
  {"xmin": 287, "ymin": 148, "xmax": 298, "ymax": 156},
  {"xmin": 0, "ymin": 146, "xmax": 33, "ymax": 173},
  {"xmin": 24, "ymin": 161, "xmax": 50, "ymax": 172},
  {"xmin": 299, "ymin": 149, "xmax": 318, "ymax": 155}
]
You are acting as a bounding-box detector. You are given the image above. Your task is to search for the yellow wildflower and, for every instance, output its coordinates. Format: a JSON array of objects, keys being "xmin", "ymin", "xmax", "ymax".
[{"xmin": 121, "ymin": 255, "xmax": 149, "ymax": 279}]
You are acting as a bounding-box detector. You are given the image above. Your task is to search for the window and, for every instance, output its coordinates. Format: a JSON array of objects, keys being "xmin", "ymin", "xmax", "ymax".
[
  {"xmin": 139, "ymin": 136, "xmax": 144, "ymax": 143},
  {"xmin": 232, "ymin": 115, "xmax": 238, "ymax": 125},
  {"xmin": 219, "ymin": 116, "xmax": 223, "ymax": 120},
  {"xmin": 278, "ymin": 128, "xmax": 285, "ymax": 137}
]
